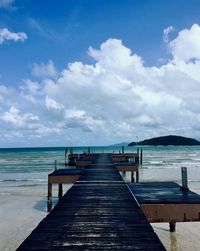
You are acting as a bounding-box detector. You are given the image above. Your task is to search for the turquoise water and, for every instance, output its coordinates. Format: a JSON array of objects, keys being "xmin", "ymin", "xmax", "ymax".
[{"xmin": 0, "ymin": 145, "xmax": 200, "ymax": 196}]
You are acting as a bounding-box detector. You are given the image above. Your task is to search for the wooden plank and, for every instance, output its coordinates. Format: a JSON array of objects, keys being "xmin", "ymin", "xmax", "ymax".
[
  {"xmin": 128, "ymin": 182, "xmax": 200, "ymax": 204},
  {"xmin": 141, "ymin": 203, "xmax": 200, "ymax": 222},
  {"xmin": 49, "ymin": 175, "xmax": 81, "ymax": 184}
]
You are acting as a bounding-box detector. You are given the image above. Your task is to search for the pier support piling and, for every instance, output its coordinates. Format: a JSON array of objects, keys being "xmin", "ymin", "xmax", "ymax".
[
  {"xmin": 131, "ymin": 171, "xmax": 135, "ymax": 182},
  {"xmin": 136, "ymin": 170, "xmax": 139, "ymax": 183},
  {"xmin": 47, "ymin": 182, "xmax": 52, "ymax": 212},
  {"xmin": 169, "ymin": 221, "xmax": 176, "ymax": 232},
  {"xmin": 58, "ymin": 183, "xmax": 63, "ymax": 200}
]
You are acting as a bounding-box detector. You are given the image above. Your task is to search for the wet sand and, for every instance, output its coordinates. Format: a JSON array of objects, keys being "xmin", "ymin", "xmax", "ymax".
[{"xmin": 152, "ymin": 222, "xmax": 200, "ymax": 251}]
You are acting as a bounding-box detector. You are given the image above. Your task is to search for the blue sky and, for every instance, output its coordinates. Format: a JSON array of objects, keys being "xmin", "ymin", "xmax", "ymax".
[
  {"xmin": 1, "ymin": 0, "xmax": 200, "ymax": 85},
  {"xmin": 1, "ymin": 0, "xmax": 200, "ymax": 147}
]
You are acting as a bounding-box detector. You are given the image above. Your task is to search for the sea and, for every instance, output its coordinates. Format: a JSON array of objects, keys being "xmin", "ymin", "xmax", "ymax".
[{"xmin": 1, "ymin": 145, "xmax": 200, "ymax": 197}]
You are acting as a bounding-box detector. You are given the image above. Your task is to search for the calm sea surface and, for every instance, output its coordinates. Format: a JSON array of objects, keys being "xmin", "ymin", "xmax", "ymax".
[{"xmin": 0, "ymin": 145, "xmax": 200, "ymax": 196}]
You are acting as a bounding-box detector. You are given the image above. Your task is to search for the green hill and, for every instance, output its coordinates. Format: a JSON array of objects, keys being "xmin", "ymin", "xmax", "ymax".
[{"xmin": 128, "ymin": 135, "xmax": 200, "ymax": 146}]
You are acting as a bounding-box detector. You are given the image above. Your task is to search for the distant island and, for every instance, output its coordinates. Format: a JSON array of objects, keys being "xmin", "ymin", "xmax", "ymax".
[{"xmin": 128, "ymin": 135, "xmax": 200, "ymax": 146}]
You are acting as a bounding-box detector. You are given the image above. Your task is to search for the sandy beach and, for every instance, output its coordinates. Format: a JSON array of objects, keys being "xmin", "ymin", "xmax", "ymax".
[
  {"xmin": 152, "ymin": 222, "xmax": 200, "ymax": 251},
  {"xmin": 0, "ymin": 195, "xmax": 46, "ymax": 251}
]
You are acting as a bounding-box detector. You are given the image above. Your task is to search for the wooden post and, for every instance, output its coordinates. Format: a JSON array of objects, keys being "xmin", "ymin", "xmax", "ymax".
[
  {"xmin": 169, "ymin": 221, "xmax": 176, "ymax": 232},
  {"xmin": 47, "ymin": 180, "xmax": 52, "ymax": 212},
  {"xmin": 58, "ymin": 184, "xmax": 63, "ymax": 200},
  {"xmin": 136, "ymin": 170, "xmax": 139, "ymax": 183},
  {"xmin": 65, "ymin": 148, "xmax": 68, "ymax": 166},
  {"xmin": 181, "ymin": 167, "xmax": 189, "ymax": 191},
  {"xmin": 131, "ymin": 171, "xmax": 134, "ymax": 182},
  {"xmin": 140, "ymin": 149, "xmax": 143, "ymax": 165},
  {"xmin": 135, "ymin": 155, "xmax": 139, "ymax": 165},
  {"xmin": 54, "ymin": 160, "xmax": 57, "ymax": 170}
]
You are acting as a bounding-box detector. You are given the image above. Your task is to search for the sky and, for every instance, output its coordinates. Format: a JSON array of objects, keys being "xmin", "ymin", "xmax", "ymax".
[{"xmin": 1, "ymin": 0, "xmax": 200, "ymax": 147}]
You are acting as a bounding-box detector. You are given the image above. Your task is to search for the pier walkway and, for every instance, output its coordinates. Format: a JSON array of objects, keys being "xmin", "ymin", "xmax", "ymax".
[{"xmin": 17, "ymin": 154, "xmax": 165, "ymax": 251}]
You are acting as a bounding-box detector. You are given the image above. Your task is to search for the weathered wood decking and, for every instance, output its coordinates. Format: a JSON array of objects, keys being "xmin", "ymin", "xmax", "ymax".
[
  {"xmin": 17, "ymin": 154, "xmax": 166, "ymax": 251},
  {"xmin": 128, "ymin": 182, "xmax": 200, "ymax": 224}
]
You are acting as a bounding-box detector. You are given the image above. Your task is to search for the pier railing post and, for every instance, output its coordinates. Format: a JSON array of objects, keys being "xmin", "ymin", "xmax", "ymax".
[
  {"xmin": 181, "ymin": 167, "xmax": 189, "ymax": 191},
  {"xmin": 47, "ymin": 179, "xmax": 52, "ymax": 212},
  {"xmin": 54, "ymin": 160, "xmax": 57, "ymax": 170},
  {"xmin": 65, "ymin": 148, "xmax": 68, "ymax": 166},
  {"xmin": 140, "ymin": 149, "xmax": 143, "ymax": 165}
]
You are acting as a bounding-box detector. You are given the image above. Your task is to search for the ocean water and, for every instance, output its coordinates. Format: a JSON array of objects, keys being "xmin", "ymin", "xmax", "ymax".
[{"xmin": 0, "ymin": 145, "xmax": 200, "ymax": 197}]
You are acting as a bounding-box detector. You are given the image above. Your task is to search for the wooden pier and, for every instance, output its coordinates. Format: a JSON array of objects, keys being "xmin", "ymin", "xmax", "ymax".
[
  {"xmin": 17, "ymin": 149, "xmax": 200, "ymax": 250},
  {"xmin": 17, "ymin": 153, "xmax": 166, "ymax": 251},
  {"xmin": 128, "ymin": 181, "xmax": 200, "ymax": 231}
]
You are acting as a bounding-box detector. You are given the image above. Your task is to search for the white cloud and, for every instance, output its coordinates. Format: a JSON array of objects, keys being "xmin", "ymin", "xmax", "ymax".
[
  {"xmin": 169, "ymin": 24, "xmax": 200, "ymax": 62},
  {"xmin": 32, "ymin": 60, "xmax": 57, "ymax": 79},
  {"xmin": 45, "ymin": 96, "xmax": 64, "ymax": 111},
  {"xmin": 20, "ymin": 79, "xmax": 40, "ymax": 94},
  {"xmin": 2, "ymin": 26, "xmax": 200, "ymax": 146},
  {"xmin": 163, "ymin": 26, "xmax": 175, "ymax": 43},
  {"xmin": 88, "ymin": 39, "xmax": 143, "ymax": 72},
  {"xmin": 1, "ymin": 106, "xmax": 39, "ymax": 128},
  {"xmin": 0, "ymin": 28, "xmax": 27, "ymax": 44}
]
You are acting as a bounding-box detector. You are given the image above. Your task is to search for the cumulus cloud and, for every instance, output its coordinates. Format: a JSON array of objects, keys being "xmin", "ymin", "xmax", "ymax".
[
  {"xmin": 1, "ymin": 106, "xmax": 39, "ymax": 128},
  {"xmin": 31, "ymin": 60, "xmax": 57, "ymax": 79},
  {"xmin": 169, "ymin": 24, "xmax": 200, "ymax": 62},
  {"xmin": 2, "ymin": 25, "xmax": 200, "ymax": 146},
  {"xmin": 88, "ymin": 39, "xmax": 143, "ymax": 73},
  {"xmin": 163, "ymin": 26, "xmax": 175, "ymax": 43},
  {"xmin": 0, "ymin": 28, "xmax": 27, "ymax": 44}
]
